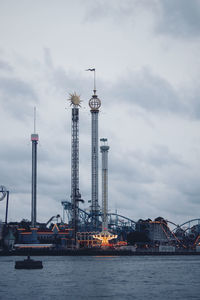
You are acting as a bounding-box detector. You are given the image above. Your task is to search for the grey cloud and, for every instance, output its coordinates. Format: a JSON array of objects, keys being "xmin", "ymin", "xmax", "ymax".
[
  {"xmin": 109, "ymin": 144, "xmax": 182, "ymax": 185},
  {"xmin": 110, "ymin": 153, "xmax": 155, "ymax": 184},
  {"xmin": 147, "ymin": 148, "xmax": 200, "ymax": 208},
  {"xmin": 42, "ymin": 48, "xmax": 91, "ymax": 99},
  {"xmin": 0, "ymin": 76, "xmax": 38, "ymax": 119},
  {"xmin": 0, "ymin": 140, "xmax": 70, "ymax": 204},
  {"xmin": 146, "ymin": 145, "xmax": 183, "ymax": 167},
  {"xmin": 84, "ymin": 0, "xmax": 200, "ymax": 39},
  {"xmin": 0, "ymin": 60, "xmax": 13, "ymax": 72},
  {"xmin": 105, "ymin": 69, "xmax": 184, "ymax": 114},
  {"xmin": 107, "ymin": 144, "xmax": 196, "ymax": 222},
  {"xmin": 43, "ymin": 48, "xmax": 54, "ymax": 69},
  {"xmin": 102, "ymin": 69, "xmax": 200, "ymax": 120},
  {"xmin": 0, "ymin": 155, "xmax": 30, "ymax": 194},
  {"xmin": 0, "ymin": 77, "xmax": 36, "ymax": 99},
  {"xmin": 111, "ymin": 181, "xmax": 150, "ymax": 207},
  {"xmin": 37, "ymin": 172, "xmax": 69, "ymax": 200},
  {"xmin": 156, "ymin": 0, "xmax": 200, "ymax": 38},
  {"xmin": 165, "ymin": 167, "xmax": 200, "ymax": 205},
  {"xmin": 0, "ymin": 142, "xmax": 30, "ymax": 164},
  {"xmin": 83, "ymin": 0, "xmax": 156, "ymax": 24},
  {"xmin": 182, "ymin": 85, "xmax": 200, "ymax": 119}
]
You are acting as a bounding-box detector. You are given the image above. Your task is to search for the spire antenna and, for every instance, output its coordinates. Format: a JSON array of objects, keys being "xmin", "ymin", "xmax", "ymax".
[
  {"xmin": 94, "ymin": 69, "xmax": 96, "ymax": 93},
  {"xmin": 34, "ymin": 107, "xmax": 36, "ymax": 134}
]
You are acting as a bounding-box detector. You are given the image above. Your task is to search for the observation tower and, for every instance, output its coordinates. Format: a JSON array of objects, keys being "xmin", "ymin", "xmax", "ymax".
[
  {"xmin": 100, "ymin": 138, "xmax": 109, "ymax": 231},
  {"xmin": 93, "ymin": 139, "xmax": 117, "ymax": 246},
  {"xmin": 68, "ymin": 93, "xmax": 83, "ymax": 244},
  {"xmin": 31, "ymin": 107, "xmax": 39, "ymax": 228},
  {"xmin": 88, "ymin": 69, "xmax": 101, "ymax": 228}
]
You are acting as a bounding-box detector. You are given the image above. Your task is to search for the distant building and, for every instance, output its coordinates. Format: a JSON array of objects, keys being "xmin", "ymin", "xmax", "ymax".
[
  {"xmin": 4, "ymin": 230, "xmax": 15, "ymax": 250},
  {"xmin": 17, "ymin": 224, "xmax": 73, "ymax": 248},
  {"xmin": 159, "ymin": 245, "xmax": 175, "ymax": 252},
  {"xmin": 77, "ymin": 232, "xmax": 101, "ymax": 248}
]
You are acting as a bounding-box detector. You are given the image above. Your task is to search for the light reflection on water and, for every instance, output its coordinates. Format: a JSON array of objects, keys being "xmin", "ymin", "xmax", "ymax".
[{"xmin": 0, "ymin": 255, "xmax": 199, "ymax": 300}]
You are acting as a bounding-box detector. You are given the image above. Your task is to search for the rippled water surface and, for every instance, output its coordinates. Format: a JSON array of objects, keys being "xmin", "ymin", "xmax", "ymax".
[{"xmin": 0, "ymin": 255, "xmax": 199, "ymax": 299}]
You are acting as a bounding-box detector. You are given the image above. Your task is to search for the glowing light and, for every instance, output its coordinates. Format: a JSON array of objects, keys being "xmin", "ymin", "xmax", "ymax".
[{"xmin": 93, "ymin": 231, "xmax": 117, "ymax": 247}]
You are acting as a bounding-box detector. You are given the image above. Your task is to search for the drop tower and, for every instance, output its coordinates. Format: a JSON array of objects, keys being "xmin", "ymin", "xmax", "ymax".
[
  {"xmin": 69, "ymin": 93, "xmax": 82, "ymax": 244},
  {"xmin": 31, "ymin": 107, "xmax": 39, "ymax": 228},
  {"xmin": 93, "ymin": 138, "xmax": 117, "ymax": 246},
  {"xmin": 88, "ymin": 69, "xmax": 101, "ymax": 228},
  {"xmin": 100, "ymin": 138, "xmax": 109, "ymax": 232}
]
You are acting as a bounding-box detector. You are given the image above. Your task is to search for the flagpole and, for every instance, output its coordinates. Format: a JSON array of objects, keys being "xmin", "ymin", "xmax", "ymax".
[
  {"xmin": 94, "ymin": 69, "xmax": 96, "ymax": 92},
  {"xmin": 85, "ymin": 68, "xmax": 96, "ymax": 93}
]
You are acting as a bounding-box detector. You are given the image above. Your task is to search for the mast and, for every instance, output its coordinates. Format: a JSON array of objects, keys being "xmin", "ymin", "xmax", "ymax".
[
  {"xmin": 69, "ymin": 93, "xmax": 82, "ymax": 245},
  {"xmin": 93, "ymin": 138, "xmax": 118, "ymax": 246},
  {"xmin": 100, "ymin": 138, "xmax": 109, "ymax": 231},
  {"xmin": 88, "ymin": 69, "xmax": 101, "ymax": 229},
  {"xmin": 31, "ymin": 107, "xmax": 39, "ymax": 227}
]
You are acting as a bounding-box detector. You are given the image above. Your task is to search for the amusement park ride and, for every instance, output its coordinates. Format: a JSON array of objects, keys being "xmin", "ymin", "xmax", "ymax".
[
  {"xmin": 93, "ymin": 139, "xmax": 117, "ymax": 246},
  {"xmin": 59, "ymin": 69, "xmax": 200, "ymax": 248},
  {"xmin": 60, "ymin": 69, "xmax": 200, "ymax": 248},
  {"xmin": 65, "ymin": 70, "xmax": 118, "ymax": 246},
  {"xmin": 1, "ymin": 69, "xmax": 200, "ymax": 251}
]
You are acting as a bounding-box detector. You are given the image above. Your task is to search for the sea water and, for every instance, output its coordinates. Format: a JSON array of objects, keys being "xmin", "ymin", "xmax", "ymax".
[{"xmin": 0, "ymin": 255, "xmax": 199, "ymax": 299}]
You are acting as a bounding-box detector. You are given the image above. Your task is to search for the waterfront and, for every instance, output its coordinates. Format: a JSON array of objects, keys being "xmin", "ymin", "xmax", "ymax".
[{"xmin": 0, "ymin": 256, "xmax": 199, "ymax": 299}]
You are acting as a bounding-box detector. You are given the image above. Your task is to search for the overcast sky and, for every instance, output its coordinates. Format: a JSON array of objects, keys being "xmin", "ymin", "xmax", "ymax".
[{"xmin": 0, "ymin": 0, "xmax": 200, "ymax": 226}]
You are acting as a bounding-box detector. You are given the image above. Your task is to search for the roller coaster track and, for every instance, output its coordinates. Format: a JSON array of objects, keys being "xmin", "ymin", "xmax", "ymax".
[
  {"xmin": 179, "ymin": 218, "xmax": 200, "ymax": 228},
  {"xmin": 61, "ymin": 200, "xmax": 136, "ymax": 230},
  {"xmin": 159, "ymin": 222, "xmax": 186, "ymax": 248},
  {"xmin": 170, "ymin": 218, "xmax": 200, "ymax": 232},
  {"xmin": 61, "ymin": 200, "xmax": 200, "ymax": 244}
]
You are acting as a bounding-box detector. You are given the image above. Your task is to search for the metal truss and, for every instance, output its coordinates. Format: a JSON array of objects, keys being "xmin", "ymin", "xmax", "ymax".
[{"xmin": 61, "ymin": 200, "xmax": 136, "ymax": 234}]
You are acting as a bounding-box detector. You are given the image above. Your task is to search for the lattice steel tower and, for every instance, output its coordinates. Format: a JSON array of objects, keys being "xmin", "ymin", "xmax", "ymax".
[
  {"xmin": 88, "ymin": 69, "xmax": 101, "ymax": 227},
  {"xmin": 69, "ymin": 93, "xmax": 82, "ymax": 244}
]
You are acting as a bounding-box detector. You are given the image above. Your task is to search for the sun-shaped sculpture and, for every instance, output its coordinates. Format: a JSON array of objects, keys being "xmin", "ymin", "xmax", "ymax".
[{"xmin": 68, "ymin": 92, "xmax": 82, "ymax": 107}]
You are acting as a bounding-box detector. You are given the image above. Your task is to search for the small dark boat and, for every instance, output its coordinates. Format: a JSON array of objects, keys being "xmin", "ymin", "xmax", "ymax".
[{"xmin": 15, "ymin": 256, "xmax": 43, "ymax": 269}]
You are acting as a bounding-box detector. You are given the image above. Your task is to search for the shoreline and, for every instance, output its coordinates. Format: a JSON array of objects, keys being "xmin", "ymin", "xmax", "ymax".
[{"xmin": 1, "ymin": 249, "xmax": 200, "ymax": 256}]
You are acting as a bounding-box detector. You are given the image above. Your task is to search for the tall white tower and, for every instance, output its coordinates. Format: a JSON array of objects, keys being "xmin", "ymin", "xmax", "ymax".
[
  {"xmin": 88, "ymin": 69, "xmax": 101, "ymax": 228},
  {"xmin": 93, "ymin": 138, "xmax": 117, "ymax": 246},
  {"xmin": 100, "ymin": 138, "xmax": 109, "ymax": 231},
  {"xmin": 31, "ymin": 107, "xmax": 39, "ymax": 228}
]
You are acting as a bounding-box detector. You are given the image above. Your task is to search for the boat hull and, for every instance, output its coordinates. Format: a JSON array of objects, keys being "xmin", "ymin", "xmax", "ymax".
[{"xmin": 15, "ymin": 260, "xmax": 43, "ymax": 269}]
